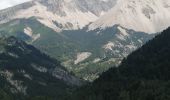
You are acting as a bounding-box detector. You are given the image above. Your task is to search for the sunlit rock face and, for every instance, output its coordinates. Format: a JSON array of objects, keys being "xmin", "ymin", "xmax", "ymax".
[
  {"xmin": 0, "ymin": 0, "xmax": 117, "ymax": 31},
  {"xmin": 89, "ymin": 0, "xmax": 170, "ymax": 34}
]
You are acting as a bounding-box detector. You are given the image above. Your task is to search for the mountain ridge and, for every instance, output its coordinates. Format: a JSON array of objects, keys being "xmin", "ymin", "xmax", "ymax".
[
  {"xmin": 0, "ymin": 18, "xmax": 155, "ymax": 81},
  {"xmin": 0, "ymin": 0, "xmax": 169, "ymax": 82},
  {"xmin": 0, "ymin": 0, "xmax": 117, "ymax": 32},
  {"xmin": 89, "ymin": 0, "xmax": 170, "ymax": 33},
  {"xmin": 0, "ymin": 36, "xmax": 82, "ymax": 99},
  {"xmin": 69, "ymin": 27, "xmax": 170, "ymax": 100}
]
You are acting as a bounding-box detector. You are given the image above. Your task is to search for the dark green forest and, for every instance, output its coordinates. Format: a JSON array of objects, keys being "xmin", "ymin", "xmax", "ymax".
[
  {"xmin": 0, "ymin": 36, "xmax": 78, "ymax": 100},
  {"xmin": 1, "ymin": 27, "xmax": 170, "ymax": 100},
  {"xmin": 69, "ymin": 28, "xmax": 170, "ymax": 100}
]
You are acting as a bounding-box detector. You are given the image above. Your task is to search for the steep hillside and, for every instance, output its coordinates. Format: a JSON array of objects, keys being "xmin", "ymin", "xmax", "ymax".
[
  {"xmin": 71, "ymin": 27, "xmax": 170, "ymax": 100},
  {"xmin": 62, "ymin": 26, "xmax": 154, "ymax": 81},
  {"xmin": 0, "ymin": 18, "xmax": 154, "ymax": 81},
  {"xmin": 1, "ymin": 0, "xmax": 167, "ymax": 82},
  {"xmin": 0, "ymin": 36, "xmax": 81, "ymax": 100},
  {"xmin": 89, "ymin": 0, "xmax": 170, "ymax": 33}
]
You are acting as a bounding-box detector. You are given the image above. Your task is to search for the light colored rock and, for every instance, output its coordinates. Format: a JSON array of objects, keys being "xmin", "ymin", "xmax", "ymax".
[
  {"xmin": 74, "ymin": 52, "xmax": 92, "ymax": 64},
  {"xmin": 89, "ymin": 0, "xmax": 170, "ymax": 34}
]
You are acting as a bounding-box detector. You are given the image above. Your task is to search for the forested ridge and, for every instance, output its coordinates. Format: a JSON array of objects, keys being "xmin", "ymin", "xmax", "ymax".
[
  {"xmin": 1, "ymin": 27, "xmax": 170, "ymax": 100},
  {"xmin": 69, "ymin": 28, "xmax": 170, "ymax": 100}
]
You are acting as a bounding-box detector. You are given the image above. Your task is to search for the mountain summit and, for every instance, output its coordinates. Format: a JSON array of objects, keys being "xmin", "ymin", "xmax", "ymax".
[
  {"xmin": 89, "ymin": 0, "xmax": 170, "ymax": 33},
  {"xmin": 0, "ymin": 0, "xmax": 117, "ymax": 31}
]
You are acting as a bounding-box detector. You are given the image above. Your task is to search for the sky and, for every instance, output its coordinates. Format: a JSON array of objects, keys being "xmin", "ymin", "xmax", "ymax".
[{"xmin": 0, "ymin": 0, "xmax": 31, "ymax": 10}]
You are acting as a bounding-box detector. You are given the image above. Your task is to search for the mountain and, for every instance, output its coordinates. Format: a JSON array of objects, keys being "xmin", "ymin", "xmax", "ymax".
[
  {"xmin": 1, "ymin": 0, "xmax": 170, "ymax": 99},
  {"xmin": 0, "ymin": 36, "xmax": 81, "ymax": 100},
  {"xmin": 70, "ymin": 27, "xmax": 170, "ymax": 100},
  {"xmin": 0, "ymin": 18, "xmax": 154, "ymax": 81},
  {"xmin": 89, "ymin": 0, "xmax": 170, "ymax": 33},
  {"xmin": 0, "ymin": 0, "xmax": 117, "ymax": 31},
  {"xmin": 61, "ymin": 26, "xmax": 154, "ymax": 81},
  {"xmin": 0, "ymin": 0, "xmax": 169, "ymax": 82}
]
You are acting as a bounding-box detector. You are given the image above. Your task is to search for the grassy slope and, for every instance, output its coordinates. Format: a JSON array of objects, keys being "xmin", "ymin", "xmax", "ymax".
[
  {"xmin": 69, "ymin": 27, "xmax": 170, "ymax": 100},
  {"xmin": 0, "ymin": 18, "xmax": 154, "ymax": 81}
]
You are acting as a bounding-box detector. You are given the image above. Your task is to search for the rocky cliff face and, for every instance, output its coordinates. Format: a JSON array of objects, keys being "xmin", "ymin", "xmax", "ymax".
[
  {"xmin": 89, "ymin": 0, "xmax": 170, "ymax": 33},
  {"xmin": 0, "ymin": 0, "xmax": 117, "ymax": 31},
  {"xmin": 33, "ymin": 0, "xmax": 117, "ymax": 16}
]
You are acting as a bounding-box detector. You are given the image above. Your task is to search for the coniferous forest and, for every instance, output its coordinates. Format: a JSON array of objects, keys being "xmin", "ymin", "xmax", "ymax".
[
  {"xmin": 0, "ymin": 0, "xmax": 170, "ymax": 100},
  {"xmin": 0, "ymin": 27, "xmax": 170, "ymax": 100},
  {"xmin": 68, "ymin": 28, "xmax": 170, "ymax": 100}
]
